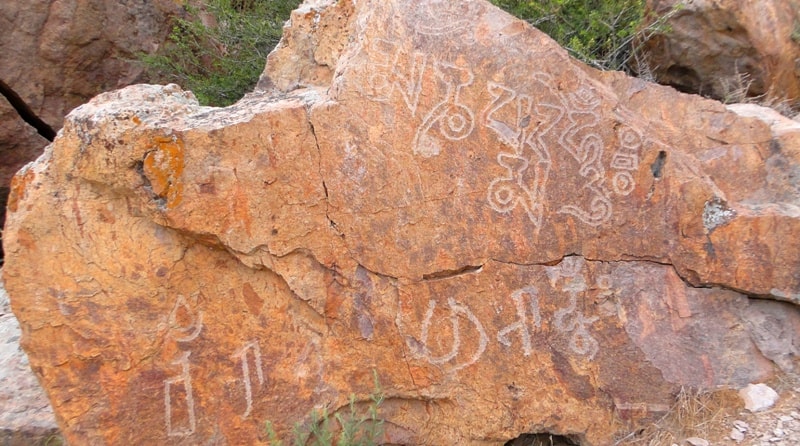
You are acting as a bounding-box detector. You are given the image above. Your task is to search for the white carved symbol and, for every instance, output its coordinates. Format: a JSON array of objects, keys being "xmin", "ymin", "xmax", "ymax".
[
  {"xmin": 556, "ymin": 82, "xmax": 614, "ymax": 226},
  {"xmin": 408, "ymin": 298, "xmax": 488, "ymax": 372},
  {"xmin": 165, "ymin": 351, "xmax": 197, "ymax": 437},
  {"xmin": 497, "ymin": 286, "xmax": 542, "ymax": 356},
  {"xmin": 547, "ymin": 257, "xmax": 600, "ymax": 359},
  {"xmin": 610, "ymin": 126, "xmax": 642, "ymax": 196},
  {"xmin": 411, "ymin": 1, "xmax": 474, "ymax": 36},
  {"xmin": 366, "ymin": 39, "xmax": 427, "ymax": 116},
  {"xmin": 558, "ymin": 192, "xmax": 613, "ymax": 227},
  {"xmin": 554, "ymin": 291, "xmax": 600, "ymax": 359},
  {"xmin": 231, "ymin": 341, "xmax": 265, "ymax": 419},
  {"xmin": 168, "ymin": 294, "xmax": 203, "ymax": 343},
  {"xmin": 412, "ymin": 62, "xmax": 475, "ymax": 157},
  {"xmin": 485, "ymin": 81, "xmax": 554, "ymax": 231}
]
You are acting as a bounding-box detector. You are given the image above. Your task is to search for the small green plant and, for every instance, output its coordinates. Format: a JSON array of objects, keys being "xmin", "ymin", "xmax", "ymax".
[
  {"xmin": 140, "ymin": 0, "xmax": 301, "ymax": 106},
  {"xmin": 41, "ymin": 434, "xmax": 65, "ymax": 446},
  {"xmin": 792, "ymin": 20, "xmax": 800, "ymax": 44},
  {"xmin": 490, "ymin": 0, "xmax": 647, "ymax": 71},
  {"xmin": 265, "ymin": 371, "xmax": 385, "ymax": 446}
]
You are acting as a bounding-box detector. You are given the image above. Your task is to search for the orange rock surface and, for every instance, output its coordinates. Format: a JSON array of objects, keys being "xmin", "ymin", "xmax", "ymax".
[{"xmin": 4, "ymin": 1, "xmax": 800, "ymax": 444}]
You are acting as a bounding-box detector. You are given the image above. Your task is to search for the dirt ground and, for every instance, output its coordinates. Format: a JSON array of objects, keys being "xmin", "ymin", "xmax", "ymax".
[{"xmin": 613, "ymin": 374, "xmax": 800, "ymax": 446}]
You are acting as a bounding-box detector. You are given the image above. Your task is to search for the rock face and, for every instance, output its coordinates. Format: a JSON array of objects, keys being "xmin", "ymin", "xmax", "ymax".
[
  {"xmin": 0, "ymin": 277, "xmax": 60, "ymax": 445},
  {"xmin": 4, "ymin": 0, "xmax": 800, "ymax": 444},
  {"xmin": 640, "ymin": 0, "xmax": 800, "ymax": 105}
]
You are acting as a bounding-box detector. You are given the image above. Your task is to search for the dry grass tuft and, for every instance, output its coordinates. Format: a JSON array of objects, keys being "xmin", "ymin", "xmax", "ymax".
[
  {"xmin": 720, "ymin": 71, "xmax": 798, "ymax": 117},
  {"xmin": 615, "ymin": 387, "xmax": 741, "ymax": 446}
]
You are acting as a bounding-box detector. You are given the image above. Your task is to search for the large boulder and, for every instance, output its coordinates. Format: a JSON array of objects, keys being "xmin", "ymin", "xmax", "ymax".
[
  {"xmin": 639, "ymin": 0, "xmax": 800, "ymax": 106},
  {"xmin": 4, "ymin": 0, "xmax": 800, "ymax": 444}
]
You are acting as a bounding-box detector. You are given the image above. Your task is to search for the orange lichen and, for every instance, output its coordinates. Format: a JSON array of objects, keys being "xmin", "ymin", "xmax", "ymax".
[
  {"xmin": 142, "ymin": 135, "xmax": 185, "ymax": 209},
  {"xmin": 7, "ymin": 169, "xmax": 35, "ymax": 213}
]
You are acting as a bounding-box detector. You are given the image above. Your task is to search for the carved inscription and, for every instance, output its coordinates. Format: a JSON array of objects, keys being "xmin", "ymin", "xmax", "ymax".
[
  {"xmin": 165, "ymin": 352, "xmax": 197, "ymax": 437},
  {"xmin": 401, "ymin": 258, "xmax": 610, "ymax": 371},
  {"xmin": 363, "ymin": 40, "xmax": 476, "ymax": 158},
  {"xmin": 412, "ymin": 62, "xmax": 476, "ymax": 157},
  {"xmin": 231, "ymin": 341, "xmax": 265, "ymax": 419},
  {"xmin": 160, "ymin": 292, "xmax": 271, "ymax": 435},
  {"xmin": 407, "ymin": 1, "xmax": 478, "ymax": 37},
  {"xmin": 360, "ymin": 25, "xmax": 650, "ymax": 229},
  {"xmin": 408, "ymin": 298, "xmax": 488, "ymax": 372},
  {"xmin": 481, "ymin": 72, "xmax": 649, "ymax": 229},
  {"xmin": 496, "ymin": 286, "xmax": 542, "ymax": 356},
  {"xmin": 168, "ymin": 293, "xmax": 203, "ymax": 342},
  {"xmin": 484, "ymin": 76, "xmax": 559, "ymax": 232},
  {"xmin": 546, "ymin": 257, "xmax": 602, "ymax": 359},
  {"xmin": 163, "ymin": 294, "xmax": 203, "ymax": 437},
  {"xmin": 365, "ymin": 39, "xmax": 426, "ymax": 116},
  {"xmin": 610, "ymin": 126, "xmax": 643, "ymax": 196},
  {"xmin": 555, "ymin": 82, "xmax": 614, "ymax": 226}
]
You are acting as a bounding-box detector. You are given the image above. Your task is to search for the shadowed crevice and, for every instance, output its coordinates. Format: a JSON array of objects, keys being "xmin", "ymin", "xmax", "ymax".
[
  {"xmin": 422, "ymin": 264, "xmax": 484, "ymax": 281},
  {"xmin": 0, "ymin": 78, "xmax": 56, "ymax": 142},
  {"xmin": 505, "ymin": 432, "xmax": 582, "ymax": 446}
]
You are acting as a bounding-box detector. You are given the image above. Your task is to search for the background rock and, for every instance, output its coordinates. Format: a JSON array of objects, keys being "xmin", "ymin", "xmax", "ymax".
[
  {"xmin": 0, "ymin": 97, "xmax": 49, "ymax": 237},
  {"xmin": 0, "ymin": 0, "xmax": 184, "ymax": 130},
  {"xmin": 639, "ymin": 0, "xmax": 800, "ymax": 107},
  {"xmin": 4, "ymin": 0, "xmax": 800, "ymax": 444}
]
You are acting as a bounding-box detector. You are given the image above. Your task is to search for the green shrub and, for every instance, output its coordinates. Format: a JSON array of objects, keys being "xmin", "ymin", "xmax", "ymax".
[
  {"xmin": 489, "ymin": 0, "xmax": 657, "ymax": 73},
  {"xmin": 142, "ymin": 0, "xmax": 678, "ymax": 105},
  {"xmin": 141, "ymin": 0, "xmax": 301, "ymax": 106},
  {"xmin": 264, "ymin": 371, "xmax": 385, "ymax": 446}
]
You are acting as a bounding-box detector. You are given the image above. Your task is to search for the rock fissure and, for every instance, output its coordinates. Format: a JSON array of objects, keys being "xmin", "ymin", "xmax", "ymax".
[
  {"xmin": 306, "ymin": 106, "xmax": 344, "ymax": 238},
  {"xmin": 0, "ymin": 78, "xmax": 56, "ymax": 141},
  {"xmin": 490, "ymin": 254, "xmax": 784, "ymax": 301},
  {"xmin": 420, "ymin": 265, "xmax": 484, "ymax": 281}
]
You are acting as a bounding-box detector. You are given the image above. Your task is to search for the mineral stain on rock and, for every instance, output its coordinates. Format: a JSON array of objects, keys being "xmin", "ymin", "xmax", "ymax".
[
  {"xmin": 3, "ymin": 0, "xmax": 800, "ymax": 444},
  {"xmin": 142, "ymin": 135, "xmax": 185, "ymax": 209}
]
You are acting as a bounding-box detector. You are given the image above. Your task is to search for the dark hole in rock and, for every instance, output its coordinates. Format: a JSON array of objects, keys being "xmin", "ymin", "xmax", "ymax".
[
  {"xmin": 651, "ymin": 151, "xmax": 667, "ymax": 178},
  {"xmin": 664, "ymin": 65, "xmax": 701, "ymax": 94},
  {"xmin": 0, "ymin": 185, "xmax": 8, "ymax": 264},
  {"xmin": 505, "ymin": 432, "xmax": 581, "ymax": 446}
]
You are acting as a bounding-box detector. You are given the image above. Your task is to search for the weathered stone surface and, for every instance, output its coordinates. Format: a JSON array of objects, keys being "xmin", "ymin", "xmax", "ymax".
[
  {"xmin": 4, "ymin": 0, "xmax": 800, "ymax": 444},
  {"xmin": 0, "ymin": 275, "xmax": 60, "ymax": 445},
  {"xmin": 640, "ymin": 0, "xmax": 800, "ymax": 104}
]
